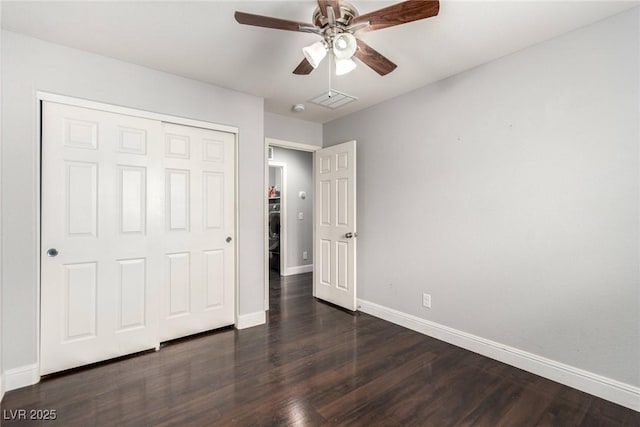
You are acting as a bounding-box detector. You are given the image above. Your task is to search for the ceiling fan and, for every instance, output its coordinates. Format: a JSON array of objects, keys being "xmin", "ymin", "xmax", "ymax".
[{"xmin": 235, "ymin": 0, "xmax": 440, "ymax": 76}]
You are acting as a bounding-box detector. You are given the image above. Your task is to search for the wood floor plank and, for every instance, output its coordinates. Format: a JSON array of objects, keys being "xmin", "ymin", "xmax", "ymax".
[
  {"xmin": 317, "ymin": 354, "xmax": 436, "ymax": 423},
  {"xmin": 1, "ymin": 272, "xmax": 638, "ymax": 426}
]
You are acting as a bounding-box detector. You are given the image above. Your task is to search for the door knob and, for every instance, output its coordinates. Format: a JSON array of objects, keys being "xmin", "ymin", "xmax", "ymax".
[
  {"xmin": 47, "ymin": 248, "xmax": 59, "ymax": 257},
  {"xmin": 226, "ymin": 236, "xmax": 232, "ymax": 243},
  {"xmin": 345, "ymin": 232, "xmax": 358, "ymax": 239}
]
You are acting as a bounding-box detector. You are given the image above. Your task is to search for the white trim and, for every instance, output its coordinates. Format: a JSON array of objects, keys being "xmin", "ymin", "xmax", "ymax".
[
  {"xmin": 311, "ymin": 152, "xmax": 316, "ymax": 298},
  {"xmin": 358, "ymin": 299, "xmax": 640, "ymax": 412},
  {"xmin": 236, "ymin": 311, "xmax": 266, "ymax": 330},
  {"xmin": 34, "ymin": 90, "xmax": 43, "ymax": 380},
  {"xmin": 0, "ymin": 373, "xmax": 4, "ymax": 401},
  {"xmin": 3, "ymin": 364, "xmax": 40, "ymax": 392},
  {"xmin": 266, "ymin": 137, "xmax": 321, "ymax": 153},
  {"xmin": 36, "ymin": 91, "xmax": 239, "ymax": 134},
  {"xmin": 282, "ymin": 264, "xmax": 313, "ymax": 276},
  {"xmin": 264, "ymin": 144, "xmax": 270, "ymax": 311},
  {"xmin": 233, "ymin": 131, "xmax": 241, "ymax": 335}
]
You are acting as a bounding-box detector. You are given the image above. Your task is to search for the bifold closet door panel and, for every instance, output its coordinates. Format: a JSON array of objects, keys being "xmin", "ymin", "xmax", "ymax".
[
  {"xmin": 40, "ymin": 102, "xmax": 163, "ymax": 375},
  {"xmin": 159, "ymin": 123, "xmax": 236, "ymax": 341}
]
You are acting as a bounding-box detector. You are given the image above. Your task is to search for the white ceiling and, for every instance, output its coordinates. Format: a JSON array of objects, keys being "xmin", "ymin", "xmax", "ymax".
[{"xmin": 2, "ymin": 0, "xmax": 638, "ymax": 123}]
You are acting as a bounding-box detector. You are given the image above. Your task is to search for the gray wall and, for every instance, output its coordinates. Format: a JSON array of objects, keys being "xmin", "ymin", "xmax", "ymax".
[
  {"xmin": 1, "ymin": 31, "xmax": 265, "ymax": 371},
  {"xmin": 324, "ymin": 9, "xmax": 640, "ymax": 387},
  {"xmin": 264, "ymin": 112, "xmax": 322, "ymax": 147},
  {"xmin": 268, "ymin": 167, "xmax": 278, "ymax": 191},
  {"xmin": 270, "ymin": 147, "xmax": 313, "ymax": 270}
]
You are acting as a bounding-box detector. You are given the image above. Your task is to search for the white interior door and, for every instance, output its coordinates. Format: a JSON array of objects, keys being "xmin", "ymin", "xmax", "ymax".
[
  {"xmin": 41, "ymin": 102, "xmax": 163, "ymax": 375},
  {"xmin": 159, "ymin": 123, "xmax": 235, "ymax": 341},
  {"xmin": 314, "ymin": 140, "xmax": 357, "ymax": 311}
]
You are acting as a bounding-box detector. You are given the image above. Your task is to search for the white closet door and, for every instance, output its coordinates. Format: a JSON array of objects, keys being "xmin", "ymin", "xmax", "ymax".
[
  {"xmin": 159, "ymin": 123, "xmax": 235, "ymax": 341},
  {"xmin": 41, "ymin": 103, "xmax": 236, "ymax": 375},
  {"xmin": 41, "ymin": 102, "xmax": 163, "ymax": 375}
]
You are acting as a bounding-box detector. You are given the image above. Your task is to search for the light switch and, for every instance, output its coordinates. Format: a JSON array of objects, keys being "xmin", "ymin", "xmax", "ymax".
[{"xmin": 298, "ymin": 212, "xmax": 304, "ymax": 220}]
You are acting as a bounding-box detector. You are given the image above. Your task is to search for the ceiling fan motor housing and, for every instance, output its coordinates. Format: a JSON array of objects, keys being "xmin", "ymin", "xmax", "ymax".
[
  {"xmin": 312, "ymin": 1, "xmax": 359, "ymax": 28},
  {"xmin": 311, "ymin": 1, "xmax": 360, "ymax": 53}
]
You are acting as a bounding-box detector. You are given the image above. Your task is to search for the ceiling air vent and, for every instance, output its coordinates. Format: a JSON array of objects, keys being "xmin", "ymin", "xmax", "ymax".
[{"xmin": 308, "ymin": 90, "xmax": 357, "ymax": 109}]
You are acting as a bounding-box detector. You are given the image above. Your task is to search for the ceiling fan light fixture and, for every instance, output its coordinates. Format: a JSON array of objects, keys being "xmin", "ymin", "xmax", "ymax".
[
  {"xmin": 302, "ymin": 41, "xmax": 327, "ymax": 68},
  {"xmin": 335, "ymin": 57, "xmax": 357, "ymax": 76},
  {"xmin": 235, "ymin": 0, "xmax": 440, "ymax": 77},
  {"xmin": 333, "ymin": 32, "xmax": 357, "ymax": 60}
]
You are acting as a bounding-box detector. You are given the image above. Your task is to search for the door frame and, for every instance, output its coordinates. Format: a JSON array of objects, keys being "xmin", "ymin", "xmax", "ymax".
[
  {"xmin": 263, "ymin": 138, "xmax": 321, "ymax": 310},
  {"xmin": 36, "ymin": 92, "xmax": 240, "ymax": 377}
]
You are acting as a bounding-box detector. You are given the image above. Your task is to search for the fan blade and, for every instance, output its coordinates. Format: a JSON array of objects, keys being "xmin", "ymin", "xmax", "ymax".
[
  {"xmin": 354, "ymin": 39, "xmax": 397, "ymax": 76},
  {"xmin": 235, "ymin": 11, "xmax": 313, "ymax": 32},
  {"xmin": 318, "ymin": 1, "xmax": 341, "ymax": 17},
  {"xmin": 352, "ymin": 0, "xmax": 439, "ymax": 32},
  {"xmin": 318, "ymin": 1, "xmax": 341, "ymax": 21},
  {"xmin": 293, "ymin": 58, "xmax": 315, "ymax": 75}
]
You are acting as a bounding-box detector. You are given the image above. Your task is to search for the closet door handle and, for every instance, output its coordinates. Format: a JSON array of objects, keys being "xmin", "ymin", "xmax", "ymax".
[
  {"xmin": 47, "ymin": 248, "xmax": 59, "ymax": 257},
  {"xmin": 226, "ymin": 237, "xmax": 232, "ymax": 243},
  {"xmin": 345, "ymin": 232, "xmax": 358, "ymax": 239}
]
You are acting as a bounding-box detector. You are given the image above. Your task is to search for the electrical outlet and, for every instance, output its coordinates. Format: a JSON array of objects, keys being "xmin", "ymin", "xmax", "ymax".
[
  {"xmin": 303, "ymin": 251, "xmax": 308, "ymax": 260},
  {"xmin": 422, "ymin": 293, "xmax": 431, "ymax": 309}
]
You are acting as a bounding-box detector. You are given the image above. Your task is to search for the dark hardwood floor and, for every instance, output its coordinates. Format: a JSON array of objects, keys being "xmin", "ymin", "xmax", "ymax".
[{"xmin": 2, "ymin": 272, "xmax": 639, "ymax": 426}]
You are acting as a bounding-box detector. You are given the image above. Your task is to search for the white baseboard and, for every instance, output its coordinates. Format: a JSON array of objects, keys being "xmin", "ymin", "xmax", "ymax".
[
  {"xmin": 236, "ymin": 311, "xmax": 266, "ymax": 330},
  {"xmin": 357, "ymin": 299, "xmax": 640, "ymax": 412},
  {"xmin": 3, "ymin": 363, "xmax": 40, "ymax": 392},
  {"xmin": 0, "ymin": 372, "xmax": 4, "ymax": 402},
  {"xmin": 281, "ymin": 264, "xmax": 313, "ymax": 276}
]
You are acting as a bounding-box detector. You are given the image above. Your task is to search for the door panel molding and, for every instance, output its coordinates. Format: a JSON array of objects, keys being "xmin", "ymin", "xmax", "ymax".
[{"xmin": 159, "ymin": 122, "xmax": 236, "ymax": 342}]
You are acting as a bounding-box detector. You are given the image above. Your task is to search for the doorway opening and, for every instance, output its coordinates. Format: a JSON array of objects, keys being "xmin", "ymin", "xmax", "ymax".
[
  {"xmin": 264, "ymin": 138, "xmax": 320, "ymax": 310},
  {"xmin": 268, "ymin": 163, "xmax": 284, "ymax": 279}
]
